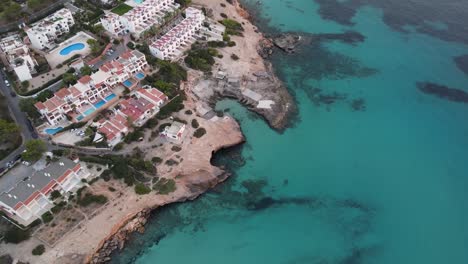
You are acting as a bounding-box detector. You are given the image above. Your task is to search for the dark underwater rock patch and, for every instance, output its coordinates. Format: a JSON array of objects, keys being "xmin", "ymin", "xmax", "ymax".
[
  {"xmin": 314, "ymin": 31, "xmax": 366, "ymax": 45},
  {"xmin": 315, "ymin": 0, "xmax": 356, "ymax": 26},
  {"xmin": 350, "ymin": 98, "xmax": 366, "ymax": 111},
  {"xmin": 311, "ymin": 0, "xmax": 468, "ymax": 45},
  {"xmin": 454, "ymin": 55, "xmax": 468, "ymax": 76},
  {"xmin": 417, "ymin": 82, "xmax": 468, "ymax": 103}
]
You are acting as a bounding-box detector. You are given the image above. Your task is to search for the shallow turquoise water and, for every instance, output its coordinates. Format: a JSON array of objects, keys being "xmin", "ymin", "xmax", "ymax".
[{"xmin": 113, "ymin": 1, "xmax": 468, "ymax": 263}]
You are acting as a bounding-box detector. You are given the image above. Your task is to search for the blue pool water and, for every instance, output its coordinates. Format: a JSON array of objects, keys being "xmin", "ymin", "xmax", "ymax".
[
  {"xmin": 76, "ymin": 115, "xmax": 83, "ymax": 121},
  {"xmin": 94, "ymin": 100, "xmax": 106, "ymax": 109},
  {"xmin": 123, "ymin": 79, "xmax": 133, "ymax": 87},
  {"xmin": 134, "ymin": 0, "xmax": 143, "ymax": 4},
  {"xmin": 83, "ymin": 108, "xmax": 95, "ymax": 116},
  {"xmin": 44, "ymin": 127, "xmax": 63, "ymax": 135},
  {"xmin": 135, "ymin": 72, "xmax": 145, "ymax": 79},
  {"xmin": 59, "ymin": 43, "xmax": 85, "ymax": 56},
  {"xmin": 105, "ymin": 93, "xmax": 116, "ymax": 101}
]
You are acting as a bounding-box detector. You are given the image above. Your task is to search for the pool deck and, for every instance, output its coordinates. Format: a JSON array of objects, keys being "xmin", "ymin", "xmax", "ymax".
[
  {"xmin": 45, "ymin": 32, "xmax": 96, "ymax": 68},
  {"xmin": 70, "ymin": 93, "xmax": 120, "ymax": 123}
]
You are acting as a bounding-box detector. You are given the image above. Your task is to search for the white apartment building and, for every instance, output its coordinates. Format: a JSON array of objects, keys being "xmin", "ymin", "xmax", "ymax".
[
  {"xmin": 101, "ymin": 0, "xmax": 179, "ymax": 38},
  {"xmin": 0, "ymin": 158, "xmax": 91, "ymax": 225},
  {"xmin": 25, "ymin": 8, "xmax": 75, "ymax": 50},
  {"xmin": 150, "ymin": 7, "xmax": 205, "ymax": 61},
  {"xmin": 95, "ymin": 85, "xmax": 168, "ymax": 146},
  {"xmin": 0, "ymin": 34, "xmax": 38, "ymax": 81},
  {"xmin": 35, "ymin": 50, "xmax": 148, "ymax": 125}
]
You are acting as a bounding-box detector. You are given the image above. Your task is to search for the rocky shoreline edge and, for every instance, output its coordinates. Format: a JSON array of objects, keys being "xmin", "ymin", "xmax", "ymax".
[{"xmin": 87, "ymin": 138, "xmax": 244, "ymax": 264}]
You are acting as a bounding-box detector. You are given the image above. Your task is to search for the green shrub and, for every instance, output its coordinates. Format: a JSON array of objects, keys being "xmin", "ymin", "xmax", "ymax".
[
  {"xmin": 171, "ymin": 146, "xmax": 182, "ymax": 152},
  {"xmin": 134, "ymin": 183, "xmax": 151, "ymax": 195},
  {"xmin": 41, "ymin": 212, "xmax": 53, "ymax": 223},
  {"xmin": 108, "ymin": 187, "xmax": 116, "ymax": 192},
  {"xmin": 151, "ymin": 156, "xmax": 163, "ymax": 163},
  {"xmin": 193, "ymin": 127, "xmax": 207, "ymax": 138},
  {"xmin": 220, "ymin": 19, "xmax": 244, "ymax": 36},
  {"xmin": 153, "ymin": 178, "xmax": 176, "ymax": 195},
  {"xmin": 3, "ymin": 227, "xmax": 30, "ymax": 244},
  {"xmin": 32, "ymin": 244, "xmax": 45, "ymax": 255},
  {"xmin": 184, "ymin": 47, "xmax": 217, "ymax": 72},
  {"xmin": 50, "ymin": 190, "xmax": 61, "ymax": 200},
  {"xmin": 114, "ymin": 143, "xmax": 124, "ymax": 151},
  {"xmin": 231, "ymin": 53, "xmax": 239, "ymax": 60},
  {"xmin": 101, "ymin": 169, "xmax": 112, "ymax": 181},
  {"xmin": 191, "ymin": 119, "xmax": 199, "ymax": 128},
  {"xmin": 77, "ymin": 193, "xmax": 107, "ymax": 207}
]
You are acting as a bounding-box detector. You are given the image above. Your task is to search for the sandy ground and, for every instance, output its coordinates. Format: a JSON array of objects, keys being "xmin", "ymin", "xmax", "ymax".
[{"xmin": 194, "ymin": 0, "xmax": 267, "ymax": 76}]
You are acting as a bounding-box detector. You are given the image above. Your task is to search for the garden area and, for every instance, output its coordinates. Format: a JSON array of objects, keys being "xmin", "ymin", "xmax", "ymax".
[{"xmin": 111, "ymin": 3, "xmax": 133, "ymax": 15}]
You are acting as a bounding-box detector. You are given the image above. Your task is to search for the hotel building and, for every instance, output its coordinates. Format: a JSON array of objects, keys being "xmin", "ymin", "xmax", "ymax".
[
  {"xmin": 149, "ymin": 7, "xmax": 205, "ymax": 61},
  {"xmin": 101, "ymin": 0, "xmax": 180, "ymax": 38},
  {"xmin": 0, "ymin": 158, "xmax": 91, "ymax": 225},
  {"xmin": 25, "ymin": 8, "xmax": 75, "ymax": 50},
  {"xmin": 0, "ymin": 34, "xmax": 38, "ymax": 81},
  {"xmin": 35, "ymin": 50, "xmax": 148, "ymax": 126}
]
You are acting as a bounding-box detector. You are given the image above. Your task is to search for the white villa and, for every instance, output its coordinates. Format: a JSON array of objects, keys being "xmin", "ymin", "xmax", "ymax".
[
  {"xmin": 25, "ymin": 8, "xmax": 75, "ymax": 50},
  {"xmin": 35, "ymin": 50, "xmax": 148, "ymax": 126},
  {"xmin": 161, "ymin": 121, "xmax": 186, "ymax": 141},
  {"xmin": 149, "ymin": 7, "xmax": 205, "ymax": 61},
  {"xmin": 101, "ymin": 0, "xmax": 180, "ymax": 38},
  {"xmin": 0, "ymin": 158, "xmax": 91, "ymax": 225},
  {"xmin": 0, "ymin": 34, "xmax": 38, "ymax": 81}
]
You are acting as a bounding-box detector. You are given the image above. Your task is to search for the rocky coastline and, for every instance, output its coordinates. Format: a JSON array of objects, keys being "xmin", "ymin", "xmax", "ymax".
[{"xmin": 88, "ymin": 1, "xmax": 299, "ymax": 262}]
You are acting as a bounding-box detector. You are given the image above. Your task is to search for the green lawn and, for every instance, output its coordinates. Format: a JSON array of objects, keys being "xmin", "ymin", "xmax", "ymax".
[{"xmin": 111, "ymin": 3, "xmax": 133, "ymax": 15}]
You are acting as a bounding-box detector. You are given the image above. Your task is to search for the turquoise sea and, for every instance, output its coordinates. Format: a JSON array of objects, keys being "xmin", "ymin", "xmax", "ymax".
[{"xmin": 113, "ymin": 0, "xmax": 468, "ymax": 263}]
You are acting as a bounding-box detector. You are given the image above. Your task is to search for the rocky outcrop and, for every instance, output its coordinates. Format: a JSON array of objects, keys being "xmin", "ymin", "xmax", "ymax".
[
  {"xmin": 89, "ymin": 210, "xmax": 150, "ymax": 264},
  {"xmin": 272, "ymin": 33, "xmax": 302, "ymax": 53}
]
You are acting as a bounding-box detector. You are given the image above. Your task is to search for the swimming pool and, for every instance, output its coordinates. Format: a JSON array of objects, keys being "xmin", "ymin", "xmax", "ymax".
[
  {"xmin": 123, "ymin": 79, "xmax": 133, "ymax": 87},
  {"xmin": 134, "ymin": 0, "xmax": 143, "ymax": 4},
  {"xmin": 45, "ymin": 127, "xmax": 63, "ymax": 135},
  {"xmin": 94, "ymin": 100, "xmax": 106, "ymax": 109},
  {"xmin": 105, "ymin": 93, "xmax": 116, "ymax": 101},
  {"xmin": 76, "ymin": 107, "xmax": 95, "ymax": 121},
  {"xmin": 135, "ymin": 72, "xmax": 145, "ymax": 79},
  {"xmin": 60, "ymin": 43, "xmax": 85, "ymax": 56}
]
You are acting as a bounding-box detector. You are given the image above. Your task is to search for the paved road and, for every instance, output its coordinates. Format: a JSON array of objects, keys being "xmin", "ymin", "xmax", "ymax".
[{"xmin": 0, "ymin": 71, "xmax": 34, "ymax": 170}]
